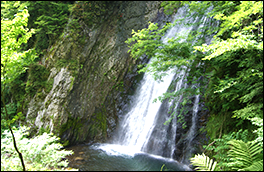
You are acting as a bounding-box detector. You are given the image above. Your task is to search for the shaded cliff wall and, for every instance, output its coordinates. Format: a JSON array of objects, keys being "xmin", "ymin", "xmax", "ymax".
[{"xmin": 25, "ymin": 1, "xmax": 171, "ymax": 145}]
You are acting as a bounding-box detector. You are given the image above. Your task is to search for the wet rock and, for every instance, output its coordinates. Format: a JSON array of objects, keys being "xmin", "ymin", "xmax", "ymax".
[{"xmin": 74, "ymin": 157, "xmax": 84, "ymax": 161}]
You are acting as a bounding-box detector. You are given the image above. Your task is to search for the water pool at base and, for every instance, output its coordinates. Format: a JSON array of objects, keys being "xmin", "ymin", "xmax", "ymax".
[{"xmin": 66, "ymin": 143, "xmax": 192, "ymax": 171}]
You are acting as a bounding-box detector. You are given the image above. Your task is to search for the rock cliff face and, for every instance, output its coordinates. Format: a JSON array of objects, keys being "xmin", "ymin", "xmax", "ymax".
[{"xmin": 25, "ymin": 1, "xmax": 170, "ymax": 145}]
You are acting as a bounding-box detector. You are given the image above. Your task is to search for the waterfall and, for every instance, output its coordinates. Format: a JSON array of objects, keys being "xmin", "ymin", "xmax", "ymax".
[
  {"xmin": 140, "ymin": 68, "xmax": 188, "ymax": 158},
  {"xmin": 110, "ymin": 6, "xmax": 191, "ymax": 153},
  {"xmin": 114, "ymin": 69, "xmax": 176, "ymax": 151},
  {"xmin": 94, "ymin": 4, "xmax": 214, "ymax": 166}
]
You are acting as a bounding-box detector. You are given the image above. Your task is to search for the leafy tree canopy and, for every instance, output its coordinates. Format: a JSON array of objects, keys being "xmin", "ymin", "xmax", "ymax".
[{"xmin": 1, "ymin": 2, "xmax": 36, "ymax": 87}]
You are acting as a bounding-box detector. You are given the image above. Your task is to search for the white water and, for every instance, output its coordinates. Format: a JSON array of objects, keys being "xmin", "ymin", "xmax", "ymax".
[
  {"xmin": 181, "ymin": 93, "xmax": 200, "ymax": 163},
  {"xmin": 117, "ymin": 69, "xmax": 175, "ymax": 149},
  {"xmin": 140, "ymin": 68, "xmax": 188, "ymax": 159}
]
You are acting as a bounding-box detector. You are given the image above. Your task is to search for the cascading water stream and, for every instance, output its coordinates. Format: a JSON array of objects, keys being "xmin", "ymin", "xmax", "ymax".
[
  {"xmin": 115, "ymin": 68, "xmax": 176, "ymax": 150},
  {"xmin": 141, "ymin": 68, "xmax": 188, "ymax": 158}
]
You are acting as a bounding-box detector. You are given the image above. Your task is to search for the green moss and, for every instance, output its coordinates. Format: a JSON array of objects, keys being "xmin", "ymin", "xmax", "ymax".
[
  {"xmin": 51, "ymin": 113, "xmax": 62, "ymax": 136},
  {"xmin": 50, "ymin": 114, "xmax": 55, "ymax": 121},
  {"xmin": 45, "ymin": 78, "xmax": 54, "ymax": 93},
  {"xmin": 26, "ymin": 63, "xmax": 51, "ymax": 98},
  {"xmin": 55, "ymin": 59, "xmax": 68, "ymax": 69},
  {"xmin": 89, "ymin": 106, "xmax": 107, "ymax": 140},
  {"xmin": 59, "ymin": 107, "xmax": 83, "ymax": 141},
  {"xmin": 69, "ymin": 77, "xmax": 75, "ymax": 91},
  {"xmin": 36, "ymin": 91, "xmax": 46, "ymax": 100},
  {"xmin": 45, "ymin": 100, "xmax": 52, "ymax": 108},
  {"xmin": 58, "ymin": 104, "xmax": 109, "ymax": 144},
  {"xmin": 79, "ymin": 36, "xmax": 86, "ymax": 45},
  {"xmin": 112, "ymin": 81, "xmax": 124, "ymax": 91},
  {"xmin": 61, "ymin": 140, "xmax": 70, "ymax": 147},
  {"xmin": 55, "ymin": 57, "xmax": 82, "ymax": 77}
]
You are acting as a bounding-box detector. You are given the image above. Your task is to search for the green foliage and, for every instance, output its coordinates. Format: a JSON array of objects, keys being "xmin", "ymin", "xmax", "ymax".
[
  {"xmin": 248, "ymin": 117, "xmax": 263, "ymax": 147},
  {"xmin": 1, "ymin": 1, "xmax": 29, "ymax": 20},
  {"xmin": 38, "ymin": 126, "xmax": 51, "ymax": 135},
  {"xmin": 1, "ymin": 2, "xmax": 74, "ymax": 171},
  {"xmin": 65, "ymin": 1, "xmax": 113, "ymax": 46},
  {"xmin": 1, "ymin": 6, "xmax": 36, "ymax": 86},
  {"xmin": 193, "ymin": 1, "xmax": 263, "ymax": 129},
  {"xmin": 127, "ymin": 1, "xmax": 263, "ymax": 171},
  {"xmin": 9, "ymin": 73, "xmax": 27, "ymax": 105},
  {"xmin": 2, "ymin": 62, "xmax": 53, "ymax": 127},
  {"xmin": 25, "ymin": 1, "xmax": 73, "ymax": 54},
  {"xmin": 190, "ymin": 153, "xmax": 218, "ymax": 171},
  {"xmin": 227, "ymin": 140, "xmax": 263, "ymax": 171},
  {"xmin": 161, "ymin": 1, "xmax": 182, "ymax": 15},
  {"xmin": 242, "ymin": 160, "xmax": 263, "ymax": 172},
  {"xmin": 194, "ymin": 0, "xmax": 263, "ymax": 150},
  {"xmin": 1, "ymin": 103, "xmax": 18, "ymax": 132},
  {"xmin": 1, "ymin": 2, "xmax": 37, "ymax": 130},
  {"xmin": 203, "ymin": 129, "xmax": 257, "ymax": 171},
  {"xmin": 126, "ymin": 21, "xmax": 177, "ymax": 68},
  {"xmin": 1, "ymin": 2, "xmax": 56, "ymax": 129},
  {"xmin": 1, "ymin": 126, "xmax": 77, "ymax": 171},
  {"xmin": 34, "ymin": 2, "xmax": 70, "ymax": 38},
  {"xmin": 69, "ymin": 1, "xmax": 107, "ymax": 26},
  {"xmin": 1, "ymin": 4, "xmax": 37, "ymax": 170},
  {"xmin": 190, "ymin": 138, "xmax": 263, "ymax": 171},
  {"xmin": 190, "ymin": 140, "xmax": 263, "ymax": 171}
]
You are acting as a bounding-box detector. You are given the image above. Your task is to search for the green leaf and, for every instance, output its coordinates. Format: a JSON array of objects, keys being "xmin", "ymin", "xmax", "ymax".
[
  {"xmin": 227, "ymin": 140, "xmax": 263, "ymax": 171},
  {"xmin": 190, "ymin": 153, "xmax": 218, "ymax": 171}
]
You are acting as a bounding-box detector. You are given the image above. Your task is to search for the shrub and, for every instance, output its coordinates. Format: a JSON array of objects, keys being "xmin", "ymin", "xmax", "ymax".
[{"xmin": 1, "ymin": 126, "xmax": 77, "ymax": 171}]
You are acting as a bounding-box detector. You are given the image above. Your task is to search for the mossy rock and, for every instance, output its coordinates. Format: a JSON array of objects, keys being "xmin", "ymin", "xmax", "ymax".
[{"xmin": 26, "ymin": 63, "xmax": 51, "ymax": 97}]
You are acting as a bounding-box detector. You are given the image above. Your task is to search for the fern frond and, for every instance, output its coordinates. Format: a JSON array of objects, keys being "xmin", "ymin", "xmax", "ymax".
[
  {"xmin": 190, "ymin": 153, "xmax": 217, "ymax": 171},
  {"xmin": 233, "ymin": 103, "xmax": 263, "ymax": 119},
  {"xmin": 249, "ymin": 143, "xmax": 263, "ymax": 160},
  {"xmin": 240, "ymin": 81, "xmax": 263, "ymax": 103},
  {"xmin": 241, "ymin": 160, "xmax": 263, "ymax": 171},
  {"xmin": 227, "ymin": 140, "xmax": 263, "ymax": 170}
]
